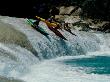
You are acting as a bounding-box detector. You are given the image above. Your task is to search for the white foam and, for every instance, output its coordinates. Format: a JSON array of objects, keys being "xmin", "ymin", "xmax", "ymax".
[{"xmin": 20, "ymin": 57, "xmax": 110, "ymax": 82}]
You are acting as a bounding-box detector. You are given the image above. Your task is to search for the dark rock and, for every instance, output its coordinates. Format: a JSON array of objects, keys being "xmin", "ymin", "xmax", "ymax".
[
  {"xmin": 101, "ymin": 23, "xmax": 110, "ymax": 32},
  {"xmin": 81, "ymin": 0, "xmax": 110, "ymax": 21}
]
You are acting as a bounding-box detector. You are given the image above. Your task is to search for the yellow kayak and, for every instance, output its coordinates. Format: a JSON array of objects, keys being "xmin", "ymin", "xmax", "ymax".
[
  {"xmin": 36, "ymin": 16, "xmax": 67, "ymax": 40},
  {"xmin": 36, "ymin": 16, "xmax": 58, "ymax": 27}
]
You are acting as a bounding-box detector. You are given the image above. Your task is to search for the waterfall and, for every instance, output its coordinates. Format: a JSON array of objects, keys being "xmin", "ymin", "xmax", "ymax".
[
  {"xmin": 0, "ymin": 16, "xmax": 110, "ymax": 82},
  {"xmin": 1, "ymin": 17, "xmax": 101, "ymax": 59}
]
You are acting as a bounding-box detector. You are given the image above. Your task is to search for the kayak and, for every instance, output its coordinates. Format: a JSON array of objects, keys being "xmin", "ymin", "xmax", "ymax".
[
  {"xmin": 36, "ymin": 16, "xmax": 58, "ymax": 27},
  {"xmin": 35, "ymin": 16, "xmax": 67, "ymax": 40},
  {"xmin": 26, "ymin": 18, "xmax": 49, "ymax": 36},
  {"xmin": 48, "ymin": 26, "xmax": 67, "ymax": 40}
]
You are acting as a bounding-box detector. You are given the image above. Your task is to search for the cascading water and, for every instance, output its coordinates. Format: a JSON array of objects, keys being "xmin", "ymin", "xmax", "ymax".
[{"xmin": 0, "ymin": 16, "xmax": 110, "ymax": 82}]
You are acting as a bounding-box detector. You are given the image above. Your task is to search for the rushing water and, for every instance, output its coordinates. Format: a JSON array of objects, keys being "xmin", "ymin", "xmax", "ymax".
[{"xmin": 0, "ymin": 16, "xmax": 110, "ymax": 82}]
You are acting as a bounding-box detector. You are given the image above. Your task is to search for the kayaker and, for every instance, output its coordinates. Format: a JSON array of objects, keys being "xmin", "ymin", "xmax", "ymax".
[
  {"xmin": 47, "ymin": 16, "xmax": 54, "ymax": 22},
  {"xmin": 35, "ymin": 16, "xmax": 67, "ymax": 40},
  {"xmin": 47, "ymin": 16, "xmax": 62, "ymax": 30},
  {"xmin": 26, "ymin": 18, "xmax": 49, "ymax": 36},
  {"xmin": 30, "ymin": 17, "xmax": 41, "ymax": 28}
]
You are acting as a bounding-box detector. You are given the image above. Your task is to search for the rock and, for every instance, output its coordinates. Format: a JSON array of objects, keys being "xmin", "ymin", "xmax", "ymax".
[
  {"xmin": 82, "ymin": 0, "xmax": 110, "ymax": 21},
  {"xmin": 101, "ymin": 22, "xmax": 110, "ymax": 32},
  {"xmin": 0, "ymin": 19, "xmax": 38, "ymax": 58},
  {"xmin": 59, "ymin": 6, "xmax": 76, "ymax": 15},
  {"xmin": 64, "ymin": 16, "xmax": 81, "ymax": 23},
  {"xmin": 71, "ymin": 7, "xmax": 82, "ymax": 16}
]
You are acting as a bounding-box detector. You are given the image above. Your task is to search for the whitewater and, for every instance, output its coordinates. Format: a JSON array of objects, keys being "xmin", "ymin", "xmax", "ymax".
[{"xmin": 0, "ymin": 16, "xmax": 110, "ymax": 82}]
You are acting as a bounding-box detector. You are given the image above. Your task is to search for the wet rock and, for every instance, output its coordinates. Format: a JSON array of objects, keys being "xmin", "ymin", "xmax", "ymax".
[
  {"xmin": 71, "ymin": 7, "xmax": 82, "ymax": 16},
  {"xmin": 59, "ymin": 6, "xmax": 75, "ymax": 15},
  {"xmin": 0, "ymin": 20, "xmax": 38, "ymax": 58}
]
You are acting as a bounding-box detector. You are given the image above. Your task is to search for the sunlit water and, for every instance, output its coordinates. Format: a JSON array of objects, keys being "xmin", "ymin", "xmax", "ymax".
[{"xmin": 0, "ymin": 16, "xmax": 110, "ymax": 82}]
